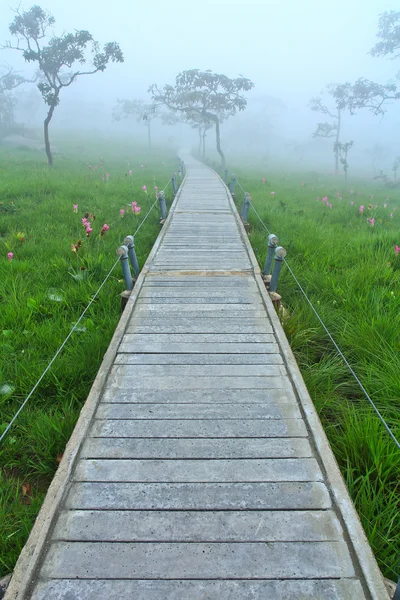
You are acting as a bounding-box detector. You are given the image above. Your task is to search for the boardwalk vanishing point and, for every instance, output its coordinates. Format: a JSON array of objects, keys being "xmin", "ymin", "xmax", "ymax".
[{"xmin": 5, "ymin": 156, "xmax": 389, "ymax": 599}]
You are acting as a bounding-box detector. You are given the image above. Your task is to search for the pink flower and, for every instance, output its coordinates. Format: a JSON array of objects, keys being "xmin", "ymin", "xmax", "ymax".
[
  {"xmin": 142, "ymin": 185, "xmax": 147, "ymax": 192},
  {"xmin": 7, "ymin": 252, "xmax": 14, "ymax": 260},
  {"xmin": 270, "ymin": 191, "xmax": 275, "ymax": 197},
  {"xmin": 102, "ymin": 224, "xmax": 110, "ymax": 231},
  {"xmin": 322, "ymin": 196, "xmax": 328, "ymax": 203},
  {"xmin": 128, "ymin": 170, "xmax": 132, "ymax": 176},
  {"xmin": 390, "ymin": 213, "xmax": 394, "ymax": 218},
  {"xmin": 359, "ymin": 205, "xmax": 364, "ymax": 214},
  {"xmin": 82, "ymin": 217, "xmax": 89, "ymax": 226},
  {"xmin": 106, "ymin": 173, "xmax": 110, "ymax": 180},
  {"xmin": 261, "ymin": 178, "xmax": 266, "ymax": 184},
  {"xmin": 85, "ymin": 226, "xmax": 93, "ymax": 237},
  {"xmin": 394, "ymin": 245, "xmax": 400, "ymax": 255},
  {"xmin": 73, "ymin": 204, "xmax": 78, "ymax": 213},
  {"xmin": 134, "ymin": 206, "xmax": 141, "ymax": 214},
  {"xmin": 154, "ymin": 186, "xmax": 158, "ymax": 191},
  {"xmin": 120, "ymin": 209, "xmax": 125, "ymax": 217},
  {"xmin": 329, "ymin": 203, "xmax": 332, "ymax": 209},
  {"xmin": 367, "ymin": 218, "xmax": 375, "ymax": 226}
]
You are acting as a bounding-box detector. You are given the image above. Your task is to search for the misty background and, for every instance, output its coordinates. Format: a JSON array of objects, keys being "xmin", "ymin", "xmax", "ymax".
[{"xmin": 1, "ymin": 0, "xmax": 399, "ymax": 173}]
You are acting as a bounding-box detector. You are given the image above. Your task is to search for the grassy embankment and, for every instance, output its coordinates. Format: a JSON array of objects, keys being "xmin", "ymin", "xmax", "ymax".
[
  {"xmin": 232, "ymin": 168, "xmax": 400, "ymax": 580},
  {"xmin": 0, "ymin": 136, "xmax": 178, "ymax": 576}
]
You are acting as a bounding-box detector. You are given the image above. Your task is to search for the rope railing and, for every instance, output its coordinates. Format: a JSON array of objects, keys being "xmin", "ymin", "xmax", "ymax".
[
  {"xmin": 0, "ymin": 174, "xmax": 177, "ymax": 444},
  {"xmin": 231, "ymin": 174, "xmax": 400, "ymax": 451}
]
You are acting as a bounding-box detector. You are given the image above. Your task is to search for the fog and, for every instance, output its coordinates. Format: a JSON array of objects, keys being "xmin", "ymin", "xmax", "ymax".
[{"xmin": 1, "ymin": 0, "xmax": 399, "ymax": 173}]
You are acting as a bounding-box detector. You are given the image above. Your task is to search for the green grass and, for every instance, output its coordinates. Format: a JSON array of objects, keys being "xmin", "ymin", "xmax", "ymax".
[
  {"xmin": 230, "ymin": 168, "xmax": 400, "ymax": 580},
  {"xmin": 0, "ymin": 135, "xmax": 179, "ymax": 576}
]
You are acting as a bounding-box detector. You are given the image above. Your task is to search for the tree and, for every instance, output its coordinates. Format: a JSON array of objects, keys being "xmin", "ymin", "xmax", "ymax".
[
  {"xmin": 371, "ymin": 11, "xmax": 400, "ymax": 65},
  {"xmin": 334, "ymin": 141, "xmax": 353, "ymax": 182},
  {"xmin": 0, "ymin": 66, "xmax": 33, "ymax": 137},
  {"xmin": 149, "ymin": 69, "xmax": 254, "ymax": 168},
  {"xmin": 348, "ymin": 78, "xmax": 399, "ymax": 117},
  {"xmin": 309, "ymin": 83, "xmax": 352, "ymax": 174},
  {"xmin": 113, "ymin": 99, "xmax": 178, "ymax": 149},
  {"xmin": 392, "ymin": 156, "xmax": 400, "ymax": 180},
  {"xmin": 5, "ymin": 5, "xmax": 124, "ymax": 165}
]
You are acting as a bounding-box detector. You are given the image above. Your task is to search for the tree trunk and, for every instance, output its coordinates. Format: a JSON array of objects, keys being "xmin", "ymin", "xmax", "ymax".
[
  {"xmin": 202, "ymin": 130, "xmax": 206, "ymax": 160},
  {"xmin": 44, "ymin": 104, "xmax": 56, "ymax": 166},
  {"xmin": 198, "ymin": 125, "xmax": 202, "ymax": 155},
  {"xmin": 334, "ymin": 109, "xmax": 341, "ymax": 175},
  {"xmin": 213, "ymin": 116, "xmax": 225, "ymax": 169},
  {"xmin": 147, "ymin": 120, "xmax": 152, "ymax": 149}
]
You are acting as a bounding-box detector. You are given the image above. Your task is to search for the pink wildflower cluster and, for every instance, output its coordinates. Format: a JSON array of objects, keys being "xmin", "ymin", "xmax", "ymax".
[
  {"xmin": 73, "ymin": 204, "xmax": 78, "ymax": 213},
  {"xmin": 132, "ymin": 201, "xmax": 141, "ymax": 214},
  {"xmin": 100, "ymin": 224, "xmax": 110, "ymax": 237},
  {"xmin": 395, "ymin": 245, "xmax": 400, "ymax": 255},
  {"xmin": 82, "ymin": 216, "xmax": 93, "ymax": 237},
  {"xmin": 270, "ymin": 191, "xmax": 275, "ymax": 197},
  {"xmin": 321, "ymin": 196, "xmax": 332, "ymax": 208},
  {"xmin": 7, "ymin": 252, "xmax": 14, "ymax": 261},
  {"xmin": 367, "ymin": 218, "xmax": 375, "ymax": 227}
]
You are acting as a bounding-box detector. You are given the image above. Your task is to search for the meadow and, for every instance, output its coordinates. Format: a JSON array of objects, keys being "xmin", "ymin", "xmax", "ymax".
[
  {"xmin": 0, "ymin": 135, "xmax": 178, "ymax": 577},
  {"xmin": 230, "ymin": 167, "xmax": 400, "ymax": 581}
]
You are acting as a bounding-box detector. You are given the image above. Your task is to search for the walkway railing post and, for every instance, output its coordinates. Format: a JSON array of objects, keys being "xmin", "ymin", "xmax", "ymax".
[
  {"xmin": 269, "ymin": 246, "xmax": 287, "ymax": 293},
  {"xmin": 224, "ymin": 169, "xmax": 228, "ymax": 183},
  {"xmin": 229, "ymin": 175, "xmax": 236, "ymax": 195},
  {"xmin": 158, "ymin": 190, "xmax": 167, "ymax": 221},
  {"xmin": 124, "ymin": 235, "xmax": 140, "ymax": 276},
  {"xmin": 241, "ymin": 193, "xmax": 251, "ymax": 224},
  {"xmin": 116, "ymin": 245, "xmax": 133, "ymax": 291},
  {"xmin": 171, "ymin": 174, "xmax": 178, "ymax": 195},
  {"xmin": 180, "ymin": 160, "xmax": 185, "ymax": 176},
  {"xmin": 263, "ymin": 233, "xmax": 279, "ymax": 275}
]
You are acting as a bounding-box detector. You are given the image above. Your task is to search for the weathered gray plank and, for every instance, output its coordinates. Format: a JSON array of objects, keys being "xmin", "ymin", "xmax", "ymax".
[
  {"xmin": 115, "ymin": 353, "xmax": 283, "ymax": 365},
  {"xmin": 121, "ymin": 333, "xmax": 273, "ymax": 344},
  {"xmin": 126, "ymin": 321, "xmax": 274, "ymax": 334},
  {"xmin": 90, "ymin": 418, "xmax": 307, "ymax": 438},
  {"xmin": 100, "ymin": 387, "xmax": 296, "ymax": 404},
  {"xmin": 66, "ymin": 481, "xmax": 331, "ymax": 510},
  {"xmin": 74, "ymin": 458, "xmax": 323, "ymax": 482},
  {"xmin": 53, "ymin": 509, "xmax": 342, "ymax": 542},
  {"xmin": 95, "ymin": 402, "xmax": 300, "ymax": 420},
  {"xmin": 107, "ymin": 373, "xmax": 289, "ymax": 390},
  {"xmin": 117, "ymin": 342, "xmax": 280, "ymax": 354},
  {"xmin": 81, "ymin": 437, "xmax": 312, "ymax": 459},
  {"xmin": 111, "ymin": 363, "xmax": 284, "ymax": 378},
  {"xmin": 31, "ymin": 579, "xmax": 367, "ymax": 600},
  {"xmin": 41, "ymin": 541, "xmax": 355, "ymax": 579}
]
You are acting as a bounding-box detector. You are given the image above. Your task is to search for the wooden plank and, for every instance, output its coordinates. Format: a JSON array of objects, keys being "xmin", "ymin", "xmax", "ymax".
[
  {"xmin": 53, "ymin": 509, "xmax": 341, "ymax": 541},
  {"xmin": 41, "ymin": 541, "xmax": 355, "ymax": 579},
  {"xmin": 31, "ymin": 579, "xmax": 367, "ymax": 600},
  {"xmin": 81, "ymin": 437, "xmax": 312, "ymax": 459},
  {"xmin": 117, "ymin": 342, "xmax": 280, "ymax": 354},
  {"xmin": 115, "ymin": 353, "xmax": 283, "ymax": 365},
  {"xmin": 90, "ymin": 418, "xmax": 307, "ymax": 438},
  {"xmin": 95, "ymin": 402, "xmax": 301, "ymax": 420}
]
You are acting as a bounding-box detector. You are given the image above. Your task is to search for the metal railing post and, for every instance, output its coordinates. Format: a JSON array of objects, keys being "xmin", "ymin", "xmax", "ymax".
[
  {"xmin": 269, "ymin": 246, "xmax": 287, "ymax": 293},
  {"xmin": 241, "ymin": 193, "xmax": 251, "ymax": 223},
  {"xmin": 171, "ymin": 174, "xmax": 178, "ymax": 195},
  {"xmin": 158, "ymin": 190, "xmax": 167, "ymax": 221},
  {"xmin": 263, "ymin": 233, "xmax": 279, "ymax": 275},
  {"xmin": 224, "ymin": 169, "xmax": 228, "ymax": 183},
  {"xmin": 229, "ymin": 175, "xmax": 236, "ymax": 194},
  {"xmin": 124, "ymin": 235, "xmax": 140, "ymax": 276},
  {"xmin": 116, "ymin": 245, "xmax": 133, "ymax": 290}
]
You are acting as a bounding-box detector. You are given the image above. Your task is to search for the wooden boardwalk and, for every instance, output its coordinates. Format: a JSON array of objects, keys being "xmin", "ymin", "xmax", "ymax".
[{"xmin": 6, "ymin": 158, "xmax": 388, "ymax": 599}]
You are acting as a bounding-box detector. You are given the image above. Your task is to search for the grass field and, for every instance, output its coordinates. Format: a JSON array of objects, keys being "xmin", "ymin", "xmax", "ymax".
[
  {"xmin": 230, "ymin": 167, "xmax": 400, "ymax": 581},
  {"xmin": 0, "ymin": 135, "xmax": 178, "ymax": 577}
]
